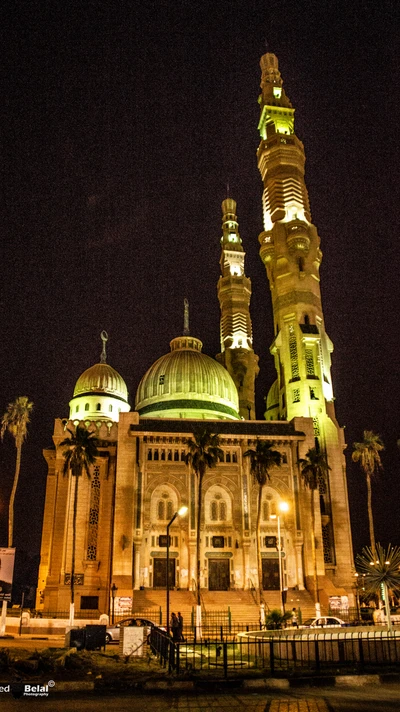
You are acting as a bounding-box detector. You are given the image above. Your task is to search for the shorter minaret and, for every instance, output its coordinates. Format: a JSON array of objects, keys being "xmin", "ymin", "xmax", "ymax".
[{"xmin": 216, "ymin": 198, "xmax": 259, "ymax": 419}]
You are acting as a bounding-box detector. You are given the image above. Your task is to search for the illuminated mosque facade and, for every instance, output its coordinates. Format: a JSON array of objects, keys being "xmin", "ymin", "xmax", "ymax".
[{"xmin": 36, "ymin": 53, "xmax": 354, "ymax": 614}]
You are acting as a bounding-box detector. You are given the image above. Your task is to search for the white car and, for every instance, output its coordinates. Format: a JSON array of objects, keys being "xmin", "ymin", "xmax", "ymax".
[{"xmin": 302, "ymin": 616, "xmax": 347, "ymax": 628}]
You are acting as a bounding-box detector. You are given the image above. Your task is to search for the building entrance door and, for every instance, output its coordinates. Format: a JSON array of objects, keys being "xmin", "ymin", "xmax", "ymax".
[
  {"xmin": 262, "ymin": 559, "xmax": 280, "ymax": 590},
  {"xmin": 208, "ymin": 559, "xmax": 230, "ymax": 591},
  {"xmin": 153, "ymin": 558, "xmax": 175, "ymax": 588}
]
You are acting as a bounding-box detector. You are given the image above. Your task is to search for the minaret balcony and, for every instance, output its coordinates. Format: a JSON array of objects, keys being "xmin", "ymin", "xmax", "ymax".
[
  {"xmin": 259, "ymin": 231, "xmax": 275, "ymax": 263},
  {"xmin": 286, "ymin": 224, "xmax": 310, "ymax": 255}
]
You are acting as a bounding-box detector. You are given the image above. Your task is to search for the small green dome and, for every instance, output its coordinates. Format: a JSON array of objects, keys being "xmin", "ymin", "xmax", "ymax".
[
  {"xmin": 73, "ymin": 363, "xmax": 129, "ymax": 402},
  {"xmin": 69, "ymin": 362, "xmax": 130, "ymax": 422},
  {"xmin": 135, "ymin": 336, "xmax": 240, "ymax": 420}
]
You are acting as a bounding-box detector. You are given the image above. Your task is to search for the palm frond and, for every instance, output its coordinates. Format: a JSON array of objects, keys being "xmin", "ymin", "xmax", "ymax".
[{"xmin": 1, "ymin": 396, "xmax": 33, "ymax": 443}]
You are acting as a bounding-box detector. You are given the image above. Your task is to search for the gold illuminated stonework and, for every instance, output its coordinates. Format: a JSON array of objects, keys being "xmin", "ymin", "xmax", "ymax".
[
  {"xmin": 258, "ymin": 53, "xmax": 353, "ymax": 594},
  {"xmin": 36, "ymin": 53, "xmax": 354, "ymax": 618}
]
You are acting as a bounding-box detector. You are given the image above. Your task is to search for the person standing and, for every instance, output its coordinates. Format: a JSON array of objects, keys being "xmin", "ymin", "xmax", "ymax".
[
  {"xmin": 170, "ymin": 612, "xmax": 179, "ymax": 641},
  {"xmin": 291, "ymin": 608, "xmax": 298, "ymax": 628},
  {"xmin": 177, "ymin": 611, "xmax": 184, "ymax": 641}
]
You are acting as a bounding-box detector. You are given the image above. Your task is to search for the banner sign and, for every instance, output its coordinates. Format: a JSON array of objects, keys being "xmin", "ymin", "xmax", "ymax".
[{"xmin": 0, "ymin": 548, "xmax": 16, "ymax": 601}]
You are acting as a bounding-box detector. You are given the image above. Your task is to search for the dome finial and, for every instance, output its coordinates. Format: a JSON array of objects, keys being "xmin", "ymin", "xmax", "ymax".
[
  {"xmin": 183, "ymin": 298, "xmax": 190, "ymax": 336},
  {"xmin": 100, "ymin": 330, "xmax": 108, "ymax": 363}
]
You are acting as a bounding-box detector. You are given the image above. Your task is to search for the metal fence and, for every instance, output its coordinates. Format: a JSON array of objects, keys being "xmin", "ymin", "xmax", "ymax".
[{"xmin": 149, "ymin": 628, "xmax": 400, "ymax": 678}]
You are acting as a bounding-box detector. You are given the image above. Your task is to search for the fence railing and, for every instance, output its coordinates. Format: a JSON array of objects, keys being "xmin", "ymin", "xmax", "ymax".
[{"xmin": 149, "ymin": 628, "xmax": 400, "ymax": 678}]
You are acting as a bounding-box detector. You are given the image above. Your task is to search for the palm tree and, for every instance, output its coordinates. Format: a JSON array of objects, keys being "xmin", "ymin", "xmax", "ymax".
[
  {"xmin": 352, "ymin": 431, "xmax": 384, "ymax": 556},
  {"xmin": 356, "ymin": 544, "xmax": 400, "ymax": 633},
  {"xmin": 1, "ymin": 396, "xmax": 34, "ymax": 547},
  {"xmin": 298, "ymin": 447, "xmax": 330, "ymax": 609},
  {"xmin": 185, "ymin": 428, "xmax": 223, "ymax": 606},
  {"xmin": 244, "ymin": 439, "xmax": 282, "ymax": 604},
  {"xmin": 60, "ymin": 423, "xmax": 99, "ymax": 615}
]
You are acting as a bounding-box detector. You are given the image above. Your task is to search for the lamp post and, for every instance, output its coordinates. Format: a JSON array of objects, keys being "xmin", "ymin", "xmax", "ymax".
[
  {"xmin": 166, "ymin": 506, "xmax": 188, "ymax": 636},
  {"xmin": 271, "ymin": 501, "xmax": 289, "ymax": 614},
  {"xmin": 353, "ymin": 573, "xmax": 360, "ymax": 622},
  {"xmin": 110, "ymin": 583, "xmax": 118, "ymax": 624}
]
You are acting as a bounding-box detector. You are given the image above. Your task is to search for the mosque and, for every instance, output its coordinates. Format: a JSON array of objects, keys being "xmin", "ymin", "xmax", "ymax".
[{"xmin": 36, "ymin": 53, "xmax": 354, "ymax": 615}]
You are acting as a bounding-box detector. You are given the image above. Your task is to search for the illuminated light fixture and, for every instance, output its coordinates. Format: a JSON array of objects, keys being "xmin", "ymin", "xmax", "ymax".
[
  {"xmin": 271, "ymin": 501, "xmax": 289, "ymax": 613},
  {"xmin": 166, "ymin": 505, "xmax": 188, "ymax": 635},
  {"xmin": 273, "ymin": 87, "xmax": 282, "ymax": 99}
]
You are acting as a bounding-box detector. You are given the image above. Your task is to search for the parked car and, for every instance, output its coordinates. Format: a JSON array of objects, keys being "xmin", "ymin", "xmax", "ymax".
[
  {"xmin": 301, "ymin": 616, "xmax": 348, "ymax": 628},
  {"xmin": 359, "ymin": 606, "xmax": 375, "ymax": 622},
  {"xmin": 105, "ymin": 617, "xmax": 164, "ymax": 643}
]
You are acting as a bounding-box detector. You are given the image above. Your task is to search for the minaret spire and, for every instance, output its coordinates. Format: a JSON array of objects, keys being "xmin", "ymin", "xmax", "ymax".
[
  {"xmin": 183, "ymin": 298, "xmax": 190, "ymax": 335},
  {"xmin": 100, "ymin": 330, "xmax": 108, "ymax": 363},
  {"xmin": 216, "ymin": 199, "xmax": 259, "ymax": 419}
]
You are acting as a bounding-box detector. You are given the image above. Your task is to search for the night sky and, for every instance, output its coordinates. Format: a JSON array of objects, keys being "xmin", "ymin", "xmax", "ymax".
[{"xmin": 1, "ymin": 1, "xmax": 399, "ymax": 594}]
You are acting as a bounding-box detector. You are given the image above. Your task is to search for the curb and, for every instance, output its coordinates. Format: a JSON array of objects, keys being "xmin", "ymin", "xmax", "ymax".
[{"xmin": 51, "ymin": 673, "xmax": 400, "ymax": 694}]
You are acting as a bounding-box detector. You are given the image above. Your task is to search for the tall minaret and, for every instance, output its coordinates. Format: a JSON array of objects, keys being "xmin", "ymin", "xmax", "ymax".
[
  {"xmin": 257, "ymin": 53, "xmax": 334, "ymax": 426},
  {"xmin": 216, "ymin": 198, "xmax": 259, "ymax": 419},
  {"xmin": 257, "ymin": 53, "xmax": 353, "ymax": 590}
]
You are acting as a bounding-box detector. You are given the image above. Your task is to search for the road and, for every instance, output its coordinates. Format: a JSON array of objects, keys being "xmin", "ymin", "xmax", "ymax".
[{"xmin": 0, "ymin": 686, "xmax": 399, "ymax": 711}]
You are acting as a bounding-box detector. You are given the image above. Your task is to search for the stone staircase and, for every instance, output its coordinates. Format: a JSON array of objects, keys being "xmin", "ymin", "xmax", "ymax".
[
  {"xmin": 130, "ymin": 587, "xmax": 320, "ymax": 627},
  {"xmin": 285, "ymin": 589, "xmax": 323, "ymax": 621},
  {"xmin": 132, "ymin": 589, "xmax": 196, "ymax": 626}
]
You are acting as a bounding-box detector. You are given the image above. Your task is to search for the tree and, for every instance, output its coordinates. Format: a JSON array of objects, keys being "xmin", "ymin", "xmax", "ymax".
[
  {"xmin": 265, "ymin": 608, "xmax": 293, "ymax": 630},
  {"xmin": 60, "ymin": 423, "xmax": 99, "ymax": 612},
  {"xmin": 1, "ymin": 396, "xmax": 34, "ymax": 547},
  {"xmin": 185, "ymin": 428, "xmax": 223, "ymax": 606},
  {"xmin": 352, "ymin": 430, "xmax": 384, "ymax": 555},
  {"xmin": 356, "ymin": 544, "xmax": 400, "ymax": 632},
  {"xmin": 244, "ymin": 439, "xmax": 282, "ymax": 604},
  {"xmin": 298, "ymin": 447, "xmax": 330, "ymax": 609}
]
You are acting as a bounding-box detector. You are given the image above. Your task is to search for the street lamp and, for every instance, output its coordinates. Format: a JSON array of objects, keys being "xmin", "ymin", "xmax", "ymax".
[
  {"xmin": 271, "ymin": 501, "xmax": 289, "ymax": 614},
  {"xmin": 353, "ymin": 573, "xmax": 360, "ymax": 622},
  {"xmin": 166, "ymin": 506, "xmax": 188, "ymax": 636},
  {"xmin": 110, "ymin": 583, "xmax": 118, "ymax": 624}
]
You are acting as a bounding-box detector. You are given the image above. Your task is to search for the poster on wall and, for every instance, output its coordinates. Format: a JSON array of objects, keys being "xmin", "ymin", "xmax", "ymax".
[{"xmin": 0, "ymin": 548, "xmax": 16, "ymax": 601}]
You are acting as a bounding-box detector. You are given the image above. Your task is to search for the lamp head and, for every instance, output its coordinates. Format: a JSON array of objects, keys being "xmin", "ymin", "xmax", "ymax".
[
  {"xmin": 279, "ymin": 501, "xmax": 289, "ymax": 513},
  {"xmin": 178, "ymin": 506, "xmax": 188, "ymax": 517}
]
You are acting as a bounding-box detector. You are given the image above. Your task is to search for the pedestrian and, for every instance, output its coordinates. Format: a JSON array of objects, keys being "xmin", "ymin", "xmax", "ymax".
[
  {"xmin": 291, "ymin": 607, "xmax": 298, "ymax": 628},
  {"xmin": 170, "ymin": 612, "xmax": 179, "ymax": 642},
  {"xmin": 177, "ymin": 611, "xmax": 184, "ymax": 641}
]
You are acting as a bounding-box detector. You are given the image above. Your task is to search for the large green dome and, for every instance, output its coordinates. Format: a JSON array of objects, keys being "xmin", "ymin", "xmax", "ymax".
[{"xmin": 135, "ymin": 335, "xmax": 240, "ymax": 420}]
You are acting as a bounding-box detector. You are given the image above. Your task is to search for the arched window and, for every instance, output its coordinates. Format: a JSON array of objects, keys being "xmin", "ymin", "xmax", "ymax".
[
  {"xmin": 174, "ymin": 450, "xmax": 179, "ymax": 461},
  {"xmin": 75, "ymin": 405, "xmax": 79, "ymax": 413},
  {"xmin": 270, "ymin": 501, "xmax": 276, "ymax": 517},
  {"xmin": 85, "ymin": 403, "xmax": 89, "ymax": 412},
  {"xmin": 219, "ymin": 501, "xmax": 227, "ymax": 521},
  {"xmin": 147, "ymin": 449, "xmax": 152, "ymax": 461},
  {"xmin": 167, "ymin": 449, "xmax": 172, "ymax": 461},
  {"xmin": 109, "ymin": 404, "xmax": 113, "ymax": 412},
  {"xmin": 96, "ymin": 403, "xmax": 101, "ymax": 411},
  {"xmin": 161, "ymin": 450, "xmax": 165, "ymax": 461},
  {"xmin": 226, "ymin": 452, "xmax": 231, "ymax": 463},
  {"xmin": 157, "ymin": 500, "xmax": 165, "ymax": 520},
  {"xmin": 166, "ymin": 500, "xmax": 173, "ymax": 520},
  {"xmin": 232, "ymin": 452, "xmax": 237, "ymax": 463},
  {"xmin": 263, "ymin": 501, "xmax": 270, "ymax": 521},
  {"xmin": 154, "ymin": 450, "xmax": 159, "ymax": 461},
  {"xmin": 210, "ymin": 501, "xmax": 218, "ymax": 521}
]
